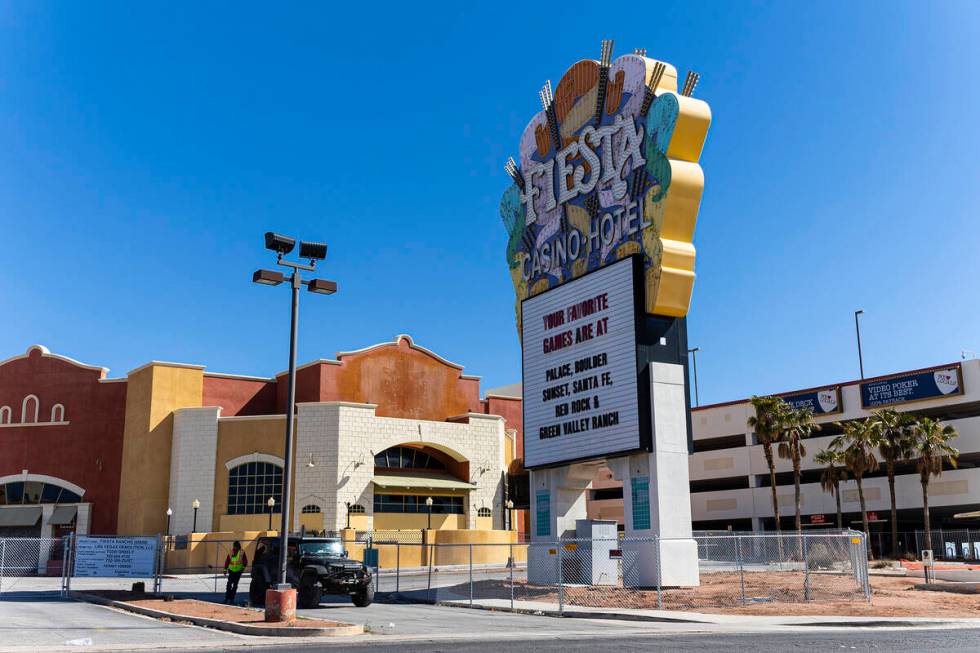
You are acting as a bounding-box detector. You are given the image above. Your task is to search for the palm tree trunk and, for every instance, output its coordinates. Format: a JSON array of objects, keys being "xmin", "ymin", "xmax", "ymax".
[
  {"xmin": 764, "ymin": 444, "xmax": 781, "ymax": 532},
  {"xmin": 834, "ymin": 479, "xmax": 843, "ymax": 529},
  {"xmin": 793, "ymin": 455, "xmax": 802, "ymax": 560},
  {"xmin": 921, "ymin": 476, "xmax": 932, "ymax": 554},
  {"xmin": 793, "ymin": 457, "xmax": 802, "ymax": 533},
  {"xmin": 887, "ymin": 463, "xmax": 899, "ymax": 558},
  {"xmin": 857, "ymin": 474, "xmax": 872, "ymax": 560}
]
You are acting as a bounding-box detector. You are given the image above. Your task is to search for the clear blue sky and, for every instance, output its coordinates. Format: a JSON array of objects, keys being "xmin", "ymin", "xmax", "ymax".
[{"xmin": 2, "ymin": 2, "xmax": 979, "ymax": 405}]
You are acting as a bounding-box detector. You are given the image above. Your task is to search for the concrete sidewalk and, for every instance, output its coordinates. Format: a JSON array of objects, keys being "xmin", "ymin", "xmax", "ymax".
[{"xmin": 431, "ymin": 596, "xmax": 980, "ymax": 629}]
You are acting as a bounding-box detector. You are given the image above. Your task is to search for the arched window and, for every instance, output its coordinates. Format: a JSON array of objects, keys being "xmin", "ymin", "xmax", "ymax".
[
  {"xmin": 21, "ymin": 395, "xmax": 39, "ymax": 424},
  {"xmin": 0, "ymin": 479, "xmax": 83, "ymax": 505},
  {"xmin": 349, "ymin": 504, "xmax": 365, "ymax": 514},
  {"xmin": 301, "ymin": 504, "xmax": 321, "ymax": 514},
  {"xmin": 477, "ymin": 507, "xmax": 492, "ymax": 518},
  {"xmin": 374, "ymin": 446, "xmax": 446, "ymax": 471},
  {"xmin": 227, "ymin": 462, "xmax": 283, "ymax": 515},
  {"xmin": 51, "ymin": 404, "xmax": 65, "ymax": 423},
  {"xmin": 0, "ymin": 406, "xmax": 10, "ymax": 425}
]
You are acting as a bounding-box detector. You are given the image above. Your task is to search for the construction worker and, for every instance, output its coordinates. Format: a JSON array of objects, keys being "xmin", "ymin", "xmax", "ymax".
[{"xmin": 223, "ymin": 541, "xmax": 248, "ymax": 604}]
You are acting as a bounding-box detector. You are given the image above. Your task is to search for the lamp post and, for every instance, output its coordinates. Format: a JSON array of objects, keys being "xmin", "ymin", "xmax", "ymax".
[
  {"xmin": 854, "ymin": 309, "xmax": 865, "ymax": 379},
  {"xmin": 687, "ymin": 347, "xmax": 701, "ymax": 407},
  {"xmin": 506, "ymin": 499, "xmax": 514, "ymax": 531},
  {"xmin": 253, "ymin": 232, "xmax": 337, "ymax": 588},
  {"xmin": 345, "ymin": 501, "xmax": 352, "ymax": 529},
  {"xmin": 267, "ymin": 497, "xmax": 276, "ymax": 531},
  {"xmin": 166, "ymin": 507, "xmax": 172, "ymax": 536},
  {"xmin": 425, "ymin": 497, "xmax": 434, "ymax": 530},
  {"xmin": 191, "ymin": 499, "xmax": 200, "ymax": 533}
]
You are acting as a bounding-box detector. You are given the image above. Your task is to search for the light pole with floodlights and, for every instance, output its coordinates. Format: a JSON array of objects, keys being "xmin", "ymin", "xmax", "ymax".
[
  {"xmin": 252, "ymin": 232, "xmax": 337, "ymax": 587},
  {"xmin": 854, "ymin": 309, "xmax": 865, "ymax": 379}
]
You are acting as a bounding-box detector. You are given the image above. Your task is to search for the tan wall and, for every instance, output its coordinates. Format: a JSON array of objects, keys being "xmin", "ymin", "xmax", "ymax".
[
  {"xmin": 164, "ymin": 530, "xmax": 275, "ymax": 573},
  {"xmin": 213, "ymin": 417, "xmax": 291, "ymax": 527},
  {"xmin": 220, "ymin": 514, "xmax": 280, "ymax": 533},
  {"xmin": 117, "ymin": 364, "xmax": 203, "ymax": 535},
  {"xmin": 475, "ymin": 516, "xmax": 493, "ymax": 530},
  {"xmin": 374, "ymin": 513, "xmax": 466, "ymax": 530}
]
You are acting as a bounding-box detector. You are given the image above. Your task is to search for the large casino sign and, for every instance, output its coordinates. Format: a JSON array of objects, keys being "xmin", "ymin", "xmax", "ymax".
[{"xmin": 500, "ymin": 42, "xmax": 712, "ymax": 333}]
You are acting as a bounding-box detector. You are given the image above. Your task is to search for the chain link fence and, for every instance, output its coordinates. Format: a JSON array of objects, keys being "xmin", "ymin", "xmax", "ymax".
[
  {"xmin": 387, "ymin": 531, "xmax": 870, "ymax": 613},
  {"xmin": 0, "ymin": 537, "xmax": 68, "ymax": 594}
]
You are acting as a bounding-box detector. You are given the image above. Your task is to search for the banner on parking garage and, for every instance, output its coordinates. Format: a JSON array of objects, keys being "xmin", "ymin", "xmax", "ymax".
[
  {"xmin": 779, "ymin": 386, "xmax": 842, "ymax": 415},
  {"xmin": 860, "ymin": 365, "xmax": 963, "ymax": 409}
]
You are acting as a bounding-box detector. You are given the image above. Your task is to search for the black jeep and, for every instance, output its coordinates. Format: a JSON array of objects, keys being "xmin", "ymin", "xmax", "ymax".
[{"xmin": 248, "ymin": 535, "xmax": 374, "ymax": 608}]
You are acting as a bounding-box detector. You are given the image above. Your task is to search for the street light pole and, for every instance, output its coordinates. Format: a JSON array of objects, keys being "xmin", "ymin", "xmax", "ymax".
[
  {"xmin": 426, "ymin": 497, "xmax": 433, "ymax": 530},
  {"xmin": 191, "ymin": 499, "xmax": 200, "ymax": 533},
  {"xmin": 688, "ymin": 347, "xmax": 700, "ymax": 407},
  {"xmin": 253, "ymin": 232, "xmax": 336, "ymax": 589},
  {"xmin": 166, "ymin": 507, "xmax": 172, "ymax": 536},
  {"xmin": 854, "ymin": 310, "xmax": 865, "ymax": 379},
  {"xmin": 267, "ymin": 497, "xmax": 275, "ymax": 531},
  {"xmin": 346, "ymin": 501, "xmax": 351, "ymax": 529}
]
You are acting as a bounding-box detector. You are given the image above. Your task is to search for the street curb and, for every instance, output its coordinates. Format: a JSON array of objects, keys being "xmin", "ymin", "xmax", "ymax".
[
  {"xmin": 913, "ymin": 583, "xmax": 980, "ymax": 594},
  {"xmin": 409, "ymin": 596, "xmax": 703, "ymax": 624},
  {"xmin": 413, "ymin": 596, "xmax": 980, "ymax": 629},
  {"xmin": 70, "ymin": 592, "xmax": 364, "ymax": 637}
]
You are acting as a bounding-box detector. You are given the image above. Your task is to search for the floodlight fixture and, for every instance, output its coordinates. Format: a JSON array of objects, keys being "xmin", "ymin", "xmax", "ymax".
[
  {"xmin": 253, "ymin": 269, "xmax": 285, "ymax": 286},
  {"xmin": 307, "ymin": 278, "xmax": 337, "ymax": 295},
  {"xmin": 633, "ymin": 48, "xmax": 647, "ymax": 57},
  {"xmin": 299, "ymin": 240, "xmax": 327, "ymax": 261},
  {"xmin": 264, "ymin": 232, "xmax": 296, "ymax": 255},
  {"xmin": 681, "ymin": 71, "xmax": 700, "ymax": 97}
]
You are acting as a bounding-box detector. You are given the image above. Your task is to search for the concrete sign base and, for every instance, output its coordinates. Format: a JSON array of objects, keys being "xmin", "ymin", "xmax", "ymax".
[{"xmin": 529, "ymin": 361, "xmax": 699, "ymax": 587}]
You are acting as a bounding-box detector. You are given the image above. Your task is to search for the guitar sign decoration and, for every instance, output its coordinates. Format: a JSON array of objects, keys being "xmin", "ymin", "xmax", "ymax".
[{"xmin": 501, "ymin": 40, "xmax": 711, "ymax": 337}]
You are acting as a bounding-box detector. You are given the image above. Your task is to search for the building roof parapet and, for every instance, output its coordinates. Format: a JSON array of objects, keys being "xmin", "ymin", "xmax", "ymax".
[
  {"xmin": 0, "ymin": 345, "xmax": 109, "ymax": 377},
  {"xmin": 127, "ymin": 360, "xmax": 206, "ymax": 376},
  {"xmin": 295, "ymin": 401, "xmax": 379, "ymax": 410}
]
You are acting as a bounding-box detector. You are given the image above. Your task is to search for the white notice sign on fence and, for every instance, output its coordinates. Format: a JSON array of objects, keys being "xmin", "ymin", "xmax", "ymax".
[{"xmin": 73, "ymin": 537, "xmax": 157, "ymax": 578}]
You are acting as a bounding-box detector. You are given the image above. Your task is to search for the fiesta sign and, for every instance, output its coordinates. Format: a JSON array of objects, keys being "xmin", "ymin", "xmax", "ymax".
[{"xmin": 500, "ymin": 47, "xmax": 711, "ymax": 333}]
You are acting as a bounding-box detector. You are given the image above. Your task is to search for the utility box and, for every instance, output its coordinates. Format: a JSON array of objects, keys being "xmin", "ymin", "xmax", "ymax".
[
  {"xmin": 922, "ymin": 549, "xmax": 933, "ymax": 564},
  {"xmin": 574, "ymin": 519, "xmax": 619, "ymax": 586}
]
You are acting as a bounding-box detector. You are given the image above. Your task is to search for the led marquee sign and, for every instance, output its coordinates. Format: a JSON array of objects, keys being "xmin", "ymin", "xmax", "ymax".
[
  {"xmin": 522, "ymin": 256, "xmax": 647, "ymax": 468},
  {"xmin": 501, "ymin": 41, "xmax": 711, "ymax": 336}
]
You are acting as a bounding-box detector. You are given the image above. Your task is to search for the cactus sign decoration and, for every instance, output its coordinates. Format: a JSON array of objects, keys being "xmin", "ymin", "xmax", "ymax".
[{"xmin": 501, "ymin": 41, "xmax": 711, "ymax": 335}]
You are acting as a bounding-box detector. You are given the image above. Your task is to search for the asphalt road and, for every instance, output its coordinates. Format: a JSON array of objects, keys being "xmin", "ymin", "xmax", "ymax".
[{"xmin": 188, "ymin": 629, "xmax": 980, "ymax": 652}]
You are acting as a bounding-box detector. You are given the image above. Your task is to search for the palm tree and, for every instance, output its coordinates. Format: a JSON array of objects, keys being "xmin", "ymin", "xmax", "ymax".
[
  {"xmin": 815, "ymin": 448, "xmax": 847, "ymax": 529},
  {"xmin": 830, "ymin": 419, "xmax": 879, "ymax": 547},
  {"xmin": 748, "ymin": 396, "xmax": 791, "ymax": 533},
  {"xmin": 909, "ymin": 417, "xmax": 959, "ymax": 553},
  {"xmin": 778, "ymin": 407, "xmax": 820, "ymax": 534},
  {"xmin": 868, "ymin": 409, "xmax": 914, "ymax": 558}
]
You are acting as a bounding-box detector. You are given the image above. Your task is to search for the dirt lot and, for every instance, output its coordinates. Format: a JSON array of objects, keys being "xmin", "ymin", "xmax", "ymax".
[
  {"xmin": 473, "ymin": 572, "xmax": 980, "ymax": 618},
  {"xmin": 85, "ymin": 591, "xmax": 346, "ymax": 628}
]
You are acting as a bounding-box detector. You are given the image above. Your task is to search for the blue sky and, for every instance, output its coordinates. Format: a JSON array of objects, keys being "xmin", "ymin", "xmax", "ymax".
[{"xmin": 1, "ymin": 2, "xmax": 978, "ymax": 405}]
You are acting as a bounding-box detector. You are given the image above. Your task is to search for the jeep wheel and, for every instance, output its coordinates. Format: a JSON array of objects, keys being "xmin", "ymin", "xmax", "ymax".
[
  {"xmin": 298, "ymin": 573, "xmax": 322, "ymax": 609},
  {"xmin": 351, "ymin": 583, "xmax": 374, "ymax": 607},
  {"xmin": 249, "ymin": 574, "xmax": 267, "ymax": 606}
]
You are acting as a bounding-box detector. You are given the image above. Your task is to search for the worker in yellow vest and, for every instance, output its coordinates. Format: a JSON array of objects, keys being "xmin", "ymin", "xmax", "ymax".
[{"xmin": 223, "ymin": 541, "xmax": 248, "ymax": 604}]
